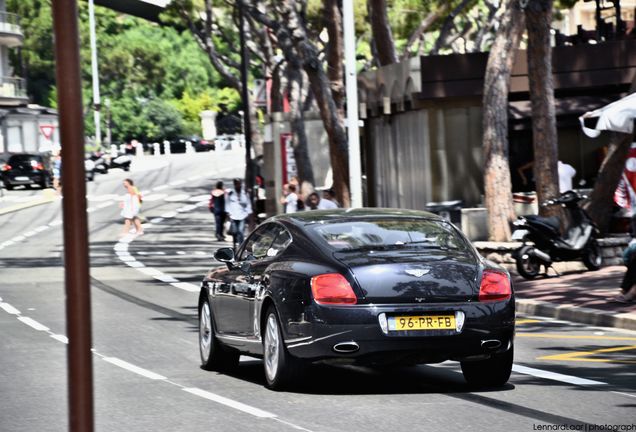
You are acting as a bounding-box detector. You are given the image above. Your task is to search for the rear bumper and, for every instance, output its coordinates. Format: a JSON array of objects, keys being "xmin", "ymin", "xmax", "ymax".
[
  {"xmin": 3, "ymin": 173, "xmax": 46, "ymax": 185},
  {"xmin": 284, "ymin": 301, "xmax": 515, "ymax": 365}
]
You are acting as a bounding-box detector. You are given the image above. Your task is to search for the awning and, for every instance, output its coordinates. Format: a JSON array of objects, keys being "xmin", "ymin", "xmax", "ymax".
[{"xmin": 579, "ymin": 92, "xmax": 636, "ymax": 138}]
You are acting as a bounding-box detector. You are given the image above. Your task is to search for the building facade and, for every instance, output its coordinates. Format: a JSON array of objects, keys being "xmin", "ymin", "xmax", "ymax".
[{"xmin": 0, "ymin": 0, "xmax": 59, "ymax": 159}]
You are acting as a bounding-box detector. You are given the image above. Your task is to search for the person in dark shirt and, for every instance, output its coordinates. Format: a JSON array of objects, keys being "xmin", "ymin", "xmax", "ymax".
[{"xmin": 209, "ymin": 181, "xmax": 226, "ymax": 241}]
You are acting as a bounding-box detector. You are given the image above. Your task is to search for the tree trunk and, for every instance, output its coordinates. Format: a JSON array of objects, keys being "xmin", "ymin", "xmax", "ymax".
[
  {"xmin": 325, "ymin": 0, "xmax": 345, "ymax": 109},
  {"xmin": 286, "ymin": 62, "xmax": 316, "ymax": 189},
  {"xmin": 525, "ymin": 0, "xmax": 561, "ymax": 219},
  {"xmin": 483, "ymin": 0, "xmax": 525, "ymax": 242},
  {"xmin": 584, "ymin": 132, "xmax": 634, "ymax": 231},
  {"xmin": 367, "ymin": 0, "xmax": 398, "ymax": 65}
]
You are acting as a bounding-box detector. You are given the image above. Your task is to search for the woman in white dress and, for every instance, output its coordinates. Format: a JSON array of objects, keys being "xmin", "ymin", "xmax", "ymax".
[{"xmin": 120, "ymin": 178, "xmax": 143, "ymax": 236}]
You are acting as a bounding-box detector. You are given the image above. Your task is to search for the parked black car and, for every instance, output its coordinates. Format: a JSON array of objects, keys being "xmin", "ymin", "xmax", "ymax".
[
  {"xmin": 198, "ymin": 208, "xmax": 515, "ymax": 390},
  {"xmin": 1, "ymin": 153, "xmax": 53, "ymax": 189}
]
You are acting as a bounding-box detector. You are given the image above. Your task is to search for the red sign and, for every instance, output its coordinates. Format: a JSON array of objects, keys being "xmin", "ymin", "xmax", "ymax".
[
  {"xmin": 39, "ymin": 124, "xmax": 56, "ymax": 140},
  {"xmin": 615, "ymin": 145, "xmax": 636, "ymax": 208}
]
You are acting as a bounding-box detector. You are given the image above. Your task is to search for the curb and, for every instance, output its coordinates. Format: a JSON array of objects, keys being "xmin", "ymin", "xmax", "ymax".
[
  {"xmin": 0, "ymin": 192, "xmax": 57, "ymax": 216},
  {"xmin": 516, "ymin": 298, "xmax": 636, "ymax": 331}
]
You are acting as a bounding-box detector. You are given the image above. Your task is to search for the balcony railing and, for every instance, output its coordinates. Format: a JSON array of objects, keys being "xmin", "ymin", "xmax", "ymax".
[
  {"xmin": 0, "ymin": 12, "xmax": 22, "ymax": 38},
  {"xmin": 0, "ymin": 76, "xmax": 27, "ymax": 99}
]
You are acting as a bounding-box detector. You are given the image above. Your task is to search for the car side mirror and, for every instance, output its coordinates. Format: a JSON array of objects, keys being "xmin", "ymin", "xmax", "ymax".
[{"xmin": 214, "ymin": 247, "xmax": 235, "ymax": 264}]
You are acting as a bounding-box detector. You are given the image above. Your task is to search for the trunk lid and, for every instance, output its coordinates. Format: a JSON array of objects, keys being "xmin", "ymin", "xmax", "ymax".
[{"xmin": 334, "ymin": 249, "xmax": 479, "ymax": 304}]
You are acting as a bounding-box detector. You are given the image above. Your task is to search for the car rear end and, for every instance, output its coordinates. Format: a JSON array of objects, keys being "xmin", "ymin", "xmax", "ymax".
[
  {"xmin": 2, "ymin": 154, "xmax": 51, "ymax": 188},
  {"xmin": 285, "ymin": 217, "xmax": 514, "ymax": 366}
]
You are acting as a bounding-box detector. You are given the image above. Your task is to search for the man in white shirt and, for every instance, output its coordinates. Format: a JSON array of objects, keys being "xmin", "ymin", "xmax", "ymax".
[
  {"xmin": 558, "ymin": 160, "xmax": 576, "ymax": 193},
  {"xmin": 226, "ymin": 178, "xmax": 252, "ymax": 247}
]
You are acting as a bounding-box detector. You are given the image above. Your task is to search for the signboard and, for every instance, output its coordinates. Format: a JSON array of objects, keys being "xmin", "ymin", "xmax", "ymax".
[
  {"xmin": 253, "ymin": 78, "xmax": 267, "ymax": 107},
  {"xmin": 615, "ymin": 144, "xmax": 636, "ymax": 209},
  {"xmin": 280, "ymin": 132, "xmax": 297, "ymax": 185},
  {"xmin": 39, "ymin": 124, "xmax": 56, "ymax": 140}
]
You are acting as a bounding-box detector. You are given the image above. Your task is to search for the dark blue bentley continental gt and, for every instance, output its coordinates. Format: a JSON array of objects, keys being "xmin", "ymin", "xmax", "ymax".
[{"xmin": 198, "ymin": 208, "xmax": 515, "ymax": 390}]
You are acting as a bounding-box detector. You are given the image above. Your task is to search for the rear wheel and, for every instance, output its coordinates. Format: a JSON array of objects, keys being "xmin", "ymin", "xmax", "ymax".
[
  {"xmin": 4, "ymin": 182, "xmax": 13, "ymax": 191},
  {"xmin": 515, "ymin": 245, "xmax": 541, "ymax": 279},
  {"xmin": 582, "ymin": 239, "xmax": 602, "ymax": 271},
  {"xmin": 199, "ymin": 299, "xmax": 239, "ymax": 371},
  {"xmin": 461, "ymin": 345, "xmax": 513, "ymax": 388},
  {"xmin": 263, "ymin": 306, "xmax": 304, "ymax": 390}
]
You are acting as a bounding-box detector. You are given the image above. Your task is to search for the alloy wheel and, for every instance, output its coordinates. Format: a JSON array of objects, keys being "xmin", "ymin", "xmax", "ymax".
[
  {"xmin": 200, "ymin": 302, "xmax": 212, "ymax": 362},
  {"xmin": 264, "ymin": 314, "xmax": 280, "ymax": 382}
]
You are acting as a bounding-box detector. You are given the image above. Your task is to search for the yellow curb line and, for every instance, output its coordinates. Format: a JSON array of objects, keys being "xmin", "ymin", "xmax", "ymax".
[
  {"xmin": 0, "ymin": 194, "xmax": 57, "ymax": 216},
  {"xmin": 537, "ymin": 344, "xmax": 636, "ymax": 364}
]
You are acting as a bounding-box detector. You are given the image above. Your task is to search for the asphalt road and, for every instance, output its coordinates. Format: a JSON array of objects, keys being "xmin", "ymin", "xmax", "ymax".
[{"xmin": 1, "ymin": 150, "xmax": 635, "ymax": 432}]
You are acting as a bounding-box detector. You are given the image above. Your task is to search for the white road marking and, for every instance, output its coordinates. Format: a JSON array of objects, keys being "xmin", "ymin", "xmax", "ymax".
[
  {"xmin": 97, "ymin": 202, "xmax": 113, "ymax": 209},
  {"xmin": 103, "ymin": 357, "xmax": 167, "ymax": 380},
  {"xmin": 154, "ymin": 274, "xmax": 179, "ymax": 283},
  {"xmin": 49, "ymin": 220, "xmax": 63, "ymax": 227},
  {"xmin": 125, "ymin": 261, "xmax": 145, "ymax": 268},
  {"xmin": 171, "ymin": 282, "xmax": 199, "ymax": 292},
  {"xmin": 153, "ymin": 185, "xmax": 170, "ymax": 191},
  {"xmin": 1, "ymin": 240, "xmax": 14, "ymax": 247},
  {"xmin": 0, "ymin": 302, "xmax": 21, "ymax": 315},
  {"xmin": 12, "ymin": 235, "xmax": 26, "ymax": 242},
  {"xmin": 141, "ymin": 193, "xmax": 167, "ymax": 202},
  {"xmin": 50, "ymin": 334, "xmax": 69, "ymax": 344},
  {"xmin": 177, "ymin": 251, "xmax": 186, "ymax": 255},
  {"xmin": 34, "ymin": 225, "xmax": 50, "ymax": 233},
  {"xmin": 150, "ymin": 217, "xmax": 164, "ymax": 224},
  {"xmin": 18, "ymin": 317, "xmax": 50, "ymax": 331},
  {"xmin": 137, "ymin": 251, "xmax": 166, "ymax": 256},
  {"xmin": 512, "ymin": 364, "xmax": 606, "ymax": 386},
  {"xmin": 137, "ymin": 267, "xmax": 164, "ymax": 277},
  {"xmin": 164, "ymin": 194, "xmax": 191, "ymax": 202},
  {"xmin": 161, "ymin": 211, "xmax": 177, "ymax": 218},
  {"xmin": 23, "ymin": 231, "xmax": 37, "ymax": 237},
  {"xmin": 194, "ymin": 251, "xmax": 208, "ymax": 256},
  {"xmin": 169, "ymin": 180, "xmax": 186, "ymax": 186},
  {"xmin": 178, "ymin": 205, "xmax": 198, "ymax": 212},
  {"xmin": 87, "ymin": 207, "xmax": 97, "ymax": 213},
  {"xmin": 189, "ymin": 194, "xmax": 210, "ymax": 202},
  {"xmin": 87, "ymin": 194, "xmax": 119, "ymax": 202},
  {"xmin": 612, "ymin": 391, "xmax": 636, "ymax": 399},
  {"xmin": 183, "ymin": 388, "xmax": 276, "ymax": 418}
]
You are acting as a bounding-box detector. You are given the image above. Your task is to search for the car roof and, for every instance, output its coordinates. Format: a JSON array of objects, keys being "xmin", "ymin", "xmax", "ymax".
[{"xmin": 268, "ymin": 208, "xmax": 444, "ymax": 226}]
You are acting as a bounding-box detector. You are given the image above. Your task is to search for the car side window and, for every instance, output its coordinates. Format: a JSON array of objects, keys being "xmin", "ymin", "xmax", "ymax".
[
  {"xmin": 239, "ymin": 224, "xmax": 279, "ymax": 262},
  {"xmin": 267, "ymin": 226, "xmax": 292, "ymax": 258}
]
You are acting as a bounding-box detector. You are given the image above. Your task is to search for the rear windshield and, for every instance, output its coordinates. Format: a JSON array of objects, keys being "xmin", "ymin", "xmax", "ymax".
[
  {"xmin": 309, "ymin": 218, "xmax": 470, "ymax": 252},
  {"xmin": 8, "ymin": 155, "xmax": 42, "ymax": 164}
]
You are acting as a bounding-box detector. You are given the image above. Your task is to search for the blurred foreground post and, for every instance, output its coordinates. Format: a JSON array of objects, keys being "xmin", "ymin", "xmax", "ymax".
[{"xmin": 51, "ymin": 0, "xmax": 94, "ymax": 431}]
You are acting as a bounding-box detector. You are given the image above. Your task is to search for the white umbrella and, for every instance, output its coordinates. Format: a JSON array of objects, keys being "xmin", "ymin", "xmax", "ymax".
[{"xmin": 579, "ymin": 92, "xmax": 636, "ymax": 138}]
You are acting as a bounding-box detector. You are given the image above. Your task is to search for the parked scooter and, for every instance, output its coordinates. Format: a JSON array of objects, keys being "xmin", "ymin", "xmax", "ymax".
[
  {"xmin": 511, "ymin": 190, "xmax": 602, "ymax": 279},
  {"xmin": 107, "ymin": 153, "xmax": 131, "ymax": 172},
  {"xmin": 89, "ymin": 152, "xmax": 108, "ymax": 174}
]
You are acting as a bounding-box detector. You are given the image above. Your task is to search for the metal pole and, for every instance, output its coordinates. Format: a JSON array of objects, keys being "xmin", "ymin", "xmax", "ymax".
[
  {"xmin": 343, "ymin": 0, "xmax": 363, "ymax": 208},
  {"xmin": 51, "ymin": 1, "xmax": 94, "ymax": 431},
  {"xmin": 89, "ymin": 0, "xmax": 101, "ymax": 147},
  {"xmin": 238, "ymin": 5, "xmax": 254, "ymax": 201}
]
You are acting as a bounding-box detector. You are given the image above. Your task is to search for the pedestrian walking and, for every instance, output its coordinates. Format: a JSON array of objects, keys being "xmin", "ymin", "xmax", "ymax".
[
  {"xmin": 120, "ymin": 178, "xmax": 143, "ymax": 236},
  {"xmin": 280, "ymin": 183, "xmax": 300, "ymax": 213},
  {"xmin": 52, "ymin": 152, "xmax": 62, "ymax": 195},
  {"xmin": 226, "ymin": 178, "xmax": 252, "ymax": 248},
  {"xmin": 209, "ymin": 181, "xmax": 226, "ymax": 241},
  {"xmin": 616, "ymin": 238, "xmax": 636, "ymax": 303}
]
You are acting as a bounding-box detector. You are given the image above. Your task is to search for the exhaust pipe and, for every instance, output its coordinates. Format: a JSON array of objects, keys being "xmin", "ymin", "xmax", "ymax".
[
  {"xmin": 333, "ymin": 341, "xmax": 360, "ymax": 353},
  {"xmin": 529, "ymin": 248, "xmax": 552, "ymax": 265},
  {"xmin": 481, "ymin": 339, "xmax": 502, "ymax": 351}
]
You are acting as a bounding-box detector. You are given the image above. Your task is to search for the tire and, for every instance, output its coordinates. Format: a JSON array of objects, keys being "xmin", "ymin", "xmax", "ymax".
[
  {"xmin": 4, "ymin": 182, "xmax": 13, "ymax": 191},
  {"xmin": 582, "ymin": 239, "xmax": 602, "ymax": 271},
  {"xmin": 515, "ymin": 245, "xmax": 541, "ymax": 279},
  {"xmin": 199, "ymin": 299, "xmax": 239, "ymax": 371},
  {"xmin": 461, "ymin": 345, "xmax": 514, "ymax": 388},
  {"xmin": 124, "ymin": 165, "xmax": 130, "ymax": 172},
  {"xmin": 263, "ymin": 306, "xmax": 304, "ymax": 390}
]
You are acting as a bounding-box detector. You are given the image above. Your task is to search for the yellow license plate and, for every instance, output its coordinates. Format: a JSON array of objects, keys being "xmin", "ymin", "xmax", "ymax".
[{"xmin": 389, "ymin": 315, "xmax": 456, "ymax": 331}]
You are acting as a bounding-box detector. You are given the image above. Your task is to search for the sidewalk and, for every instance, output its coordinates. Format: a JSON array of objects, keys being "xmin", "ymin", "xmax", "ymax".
[
  {"xmin": 513, "ymin": 265, "xmax": 636, "ymax": 331},
  {"xmin": 0, "ymin": 188, "xmax": 57, "ymax": 216}
]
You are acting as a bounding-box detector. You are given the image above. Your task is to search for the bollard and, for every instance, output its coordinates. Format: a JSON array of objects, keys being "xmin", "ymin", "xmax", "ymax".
[
  {"xmin": 110, "ymin": 144, "xmax": 118, "ymax": 158},
  {"xmin": 186, "ymin": 141, "xmax": 194, "ymax": 154},
  {"xmin": 119, "ymin": 144, "xmax": 126, "ymax": 154},
  {"xmin": 153, "ymin": 142, "xmax": 160, "ymax": 156},
  {"xmin": 135, "ymin": 142, "xmax": 143, "ymax": 157},
  {"xmin": 164, "ymin": 140, "xmax": 171, "ymax": 155}
]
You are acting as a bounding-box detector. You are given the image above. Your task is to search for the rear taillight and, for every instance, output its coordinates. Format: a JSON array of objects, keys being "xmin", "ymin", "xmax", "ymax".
[
  {"xmin": 1, "ymin": 164, "xmax": 11, "ymax": 171},
  {"xmin": 35, "ymin": 163, "xmax": 44, "ymax": 170},
  {"xmin": 311, "ymin": 273, "xmax": 357, "ymax": 305},
  {"xmin": 478, "ymin": 270, "xmax": 511, "ymax": 302}
]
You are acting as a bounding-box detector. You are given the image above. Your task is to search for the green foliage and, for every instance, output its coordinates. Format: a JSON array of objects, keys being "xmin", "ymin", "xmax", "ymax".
[{"xmin": 9, "ymin": 0, "xmax": 232, "ymax": 143}]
